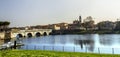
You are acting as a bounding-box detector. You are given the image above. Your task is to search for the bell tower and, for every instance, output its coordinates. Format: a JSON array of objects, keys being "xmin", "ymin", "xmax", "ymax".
[{"xmin": 79, "ymin": 16, "xmax": 82, "ymax": 24}]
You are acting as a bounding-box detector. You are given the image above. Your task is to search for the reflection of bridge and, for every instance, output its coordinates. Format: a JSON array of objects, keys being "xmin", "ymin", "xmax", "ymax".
[{"xmin": 11, "ymin": 29, "xmax": 52, "ymax": 38}]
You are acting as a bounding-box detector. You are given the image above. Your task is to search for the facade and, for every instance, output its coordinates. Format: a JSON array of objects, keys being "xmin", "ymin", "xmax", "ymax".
[
  {"xmin": 59, "ymin": 23, "xmax": 68, "ymax": 30},
  {"xmin": 73, "ymin": 16, "xmax": 82, "ymax": 25},
  {"xmin": 49, "ymin": 24, "xmax": 60, "ymax": 30},
  {"xmin": 68, "ymin": 24, "xmax": 86, "ymax": 30},
  {"xmin": 73, "ymin": 20, "xmax": 80, "ymax": 24},
  {"xmin": 68, "ymin": 24, "xmax": 79, "ymax": 30},
  {"xmin": 51, "ymin": 23, "xmax": 68, "ymax": 30},
  {"xmin": 68, "ymin": 16, "xmax": 82, "ymax": 30}
]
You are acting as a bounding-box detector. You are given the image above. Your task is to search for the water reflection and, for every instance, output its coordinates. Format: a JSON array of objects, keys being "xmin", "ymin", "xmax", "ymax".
[
  {"xmin": 99, "ymin": 35, "xmax": 114, "ymax": 46},
  {"xmin": 74, "ymin": 34, "xmax": 95, "ymax": 51},
  {"xmin": 75, "ymin": 39, "xmax": 94, "ymax": 51},
  {"xmin": 1, "ymin": 34, "xmax": 120, "ymax": 53}
]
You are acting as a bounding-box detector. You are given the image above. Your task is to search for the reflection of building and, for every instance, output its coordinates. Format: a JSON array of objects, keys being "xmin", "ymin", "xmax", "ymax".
[{"xmin": 99, "ymin": 37, "xmax": 113, "ymax": 45}]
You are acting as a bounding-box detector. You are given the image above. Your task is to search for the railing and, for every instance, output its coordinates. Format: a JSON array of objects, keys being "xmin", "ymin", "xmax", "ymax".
[{"xmin": 19, "ymin": 45, "xmax": 120, "ymax": 54}]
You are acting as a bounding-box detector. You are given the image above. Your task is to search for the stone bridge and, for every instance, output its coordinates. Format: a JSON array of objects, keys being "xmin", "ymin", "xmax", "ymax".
[{"xmin": 11, "ymin": 29, "xmax": 52, "ymax": 38}]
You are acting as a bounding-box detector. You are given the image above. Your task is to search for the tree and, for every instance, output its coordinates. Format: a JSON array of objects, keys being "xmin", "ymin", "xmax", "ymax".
[
  {"xmin": 0, "ymin": 21, "xmax": 10, "ymax": 31},
  {"xmin": 83, "ymin": 16, "xmax": 95, "ymax": 30},
  {"xmin": 97, "ymin": 21, "xmax": 114, "ymax": 30},
  {"xmin": 0, "ymin": 21, "xmax": 3, "ymax": 26},
  {"xmin": 115, "ymin": 21, "xmax": 120, "ymax": 30},
  {"xmin": 3, "ymin": 21, "xmax": 10, "ymax": 28}
]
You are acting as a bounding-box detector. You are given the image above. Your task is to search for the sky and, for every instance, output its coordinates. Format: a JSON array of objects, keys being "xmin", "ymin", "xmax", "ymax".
[{"xmin": 0, "ymin": 0, "xmax": 120, "ymax": 27}]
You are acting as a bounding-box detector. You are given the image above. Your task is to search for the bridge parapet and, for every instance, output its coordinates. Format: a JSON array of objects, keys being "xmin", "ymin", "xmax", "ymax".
[{"xmin": 11, "ymin": 29, "xmax": 52, "ymax": 38}]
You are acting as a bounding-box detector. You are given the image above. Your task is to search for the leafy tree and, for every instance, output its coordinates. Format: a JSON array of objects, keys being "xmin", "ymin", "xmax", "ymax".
[
  {"xmin": 97, "ymin": 21, "xmax": 114, "ymax": 30},
  {"xmin": 3, "ymin": 21, "xmax": 10, "ymax": 28},
  {"xmin": 83, "ymin": 16, "xmax": 95, "ymax": 30},
  {"xmin": 115, "ymin": 21, "xmax": 120, "ymax": 30},
  {"xmin": 0, "ymin": 21, "xmax": 10, "ymax": 31},
  {"xmin": 0, "ymin": 21, "xmax": 3, "ymax": 26}
]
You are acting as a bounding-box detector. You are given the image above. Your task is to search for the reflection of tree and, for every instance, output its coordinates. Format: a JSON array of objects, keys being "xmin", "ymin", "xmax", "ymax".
[
  {"xmin": 74, "ymin": 34, "xmax": 95, "ymax": 51},
  {"xmin": 75, "ymin": 39, "xmax": 94, "ymax": 51},
  {"xmin": 99, "ymin": 37, "xmax": 113, "ymax": 45}
]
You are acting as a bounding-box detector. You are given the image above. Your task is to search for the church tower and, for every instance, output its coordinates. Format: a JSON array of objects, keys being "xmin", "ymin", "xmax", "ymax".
[{"xmin": 79, "ymin": 16, "xmax": 82, "ymax": 24}]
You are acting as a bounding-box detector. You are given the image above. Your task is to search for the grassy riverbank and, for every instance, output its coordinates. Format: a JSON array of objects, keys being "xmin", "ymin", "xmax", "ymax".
[{"xmin": 0, "ymin": 50, "xmax": 120, "ymax": 57}]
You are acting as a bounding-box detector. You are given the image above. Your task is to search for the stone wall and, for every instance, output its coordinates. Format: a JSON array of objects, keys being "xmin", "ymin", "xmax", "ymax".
[{"xmin": 0, "ymin": 32, "xmax": 5, "ymax": 39}]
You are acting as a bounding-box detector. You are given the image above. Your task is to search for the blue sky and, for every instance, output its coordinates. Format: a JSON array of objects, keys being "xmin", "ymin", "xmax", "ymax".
[{"xmin": 0, "ymin": 0, "xmax": 120, "ymax": 27}]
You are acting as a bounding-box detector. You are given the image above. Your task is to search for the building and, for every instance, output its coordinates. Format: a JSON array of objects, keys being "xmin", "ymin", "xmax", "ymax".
[
  {"xmin": 50, "ymin": 22, "xmax": 68, "ymax": 30},
  {"xmin": 68, "ymin": 16, "xmax": 83, "ymax": 30},
  {"xmin": 73, "ymin": 16, "xmax": 82, "ymax": 25},
  {"xmin": 68, "ymin": 24, "xmax": 80, "ymax": 30},
  {"xmin": 58, "ymin": 23, "xmax": 68, "ymax": 30},
  {"xmin": 79, "ymin": 16, "xmax": 82, "ymax": 24},
  {"xmin": 48, "ymin": 24, "xmax": 60, "ymax": 30},
  {"xmin": 73, "ymin": 20, "xmax": 79, "ymax": 24}
]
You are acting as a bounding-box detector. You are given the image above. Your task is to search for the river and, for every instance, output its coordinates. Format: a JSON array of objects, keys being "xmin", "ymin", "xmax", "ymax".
[{"xmin": 1, "ymin": 34, "xmax": 120, "ymax": 54}]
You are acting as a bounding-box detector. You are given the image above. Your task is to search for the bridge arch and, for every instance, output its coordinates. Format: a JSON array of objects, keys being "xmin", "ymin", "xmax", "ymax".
[
  {"xmin": 11, "ymin": 29, "xmax": 52, "ymax": 38},
  {"xmin": 35, "ymin": 32, "xmax": 41, "ymax": 37},
  {"xmin": 27, "ymin": 33, "xmax": 33, "ymax": 37},
  {"xmin": 49, "ymin": 32, "xmax": 52, "ymax": 35},
  {"xmin": 17, "ymin": 34, "xmax": 23, "ymax": 38},
  {"xmin": 43, "ymin": 32, "xmax": 47, "ymax": 36}
]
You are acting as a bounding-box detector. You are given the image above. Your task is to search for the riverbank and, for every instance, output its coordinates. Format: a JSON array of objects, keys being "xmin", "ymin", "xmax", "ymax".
[
  {"xmin": 0, "ymin": 50, "xmax": 120, "ymax": 57},
  {"xmin": 51, "ymin": 30, "xmax": 120, "ymax": 35}
]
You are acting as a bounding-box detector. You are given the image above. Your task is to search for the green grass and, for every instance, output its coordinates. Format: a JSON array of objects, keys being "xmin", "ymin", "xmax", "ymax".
[{"xmin": 0, "ymin": 50, "xmax": 120, "ymax": 57}]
